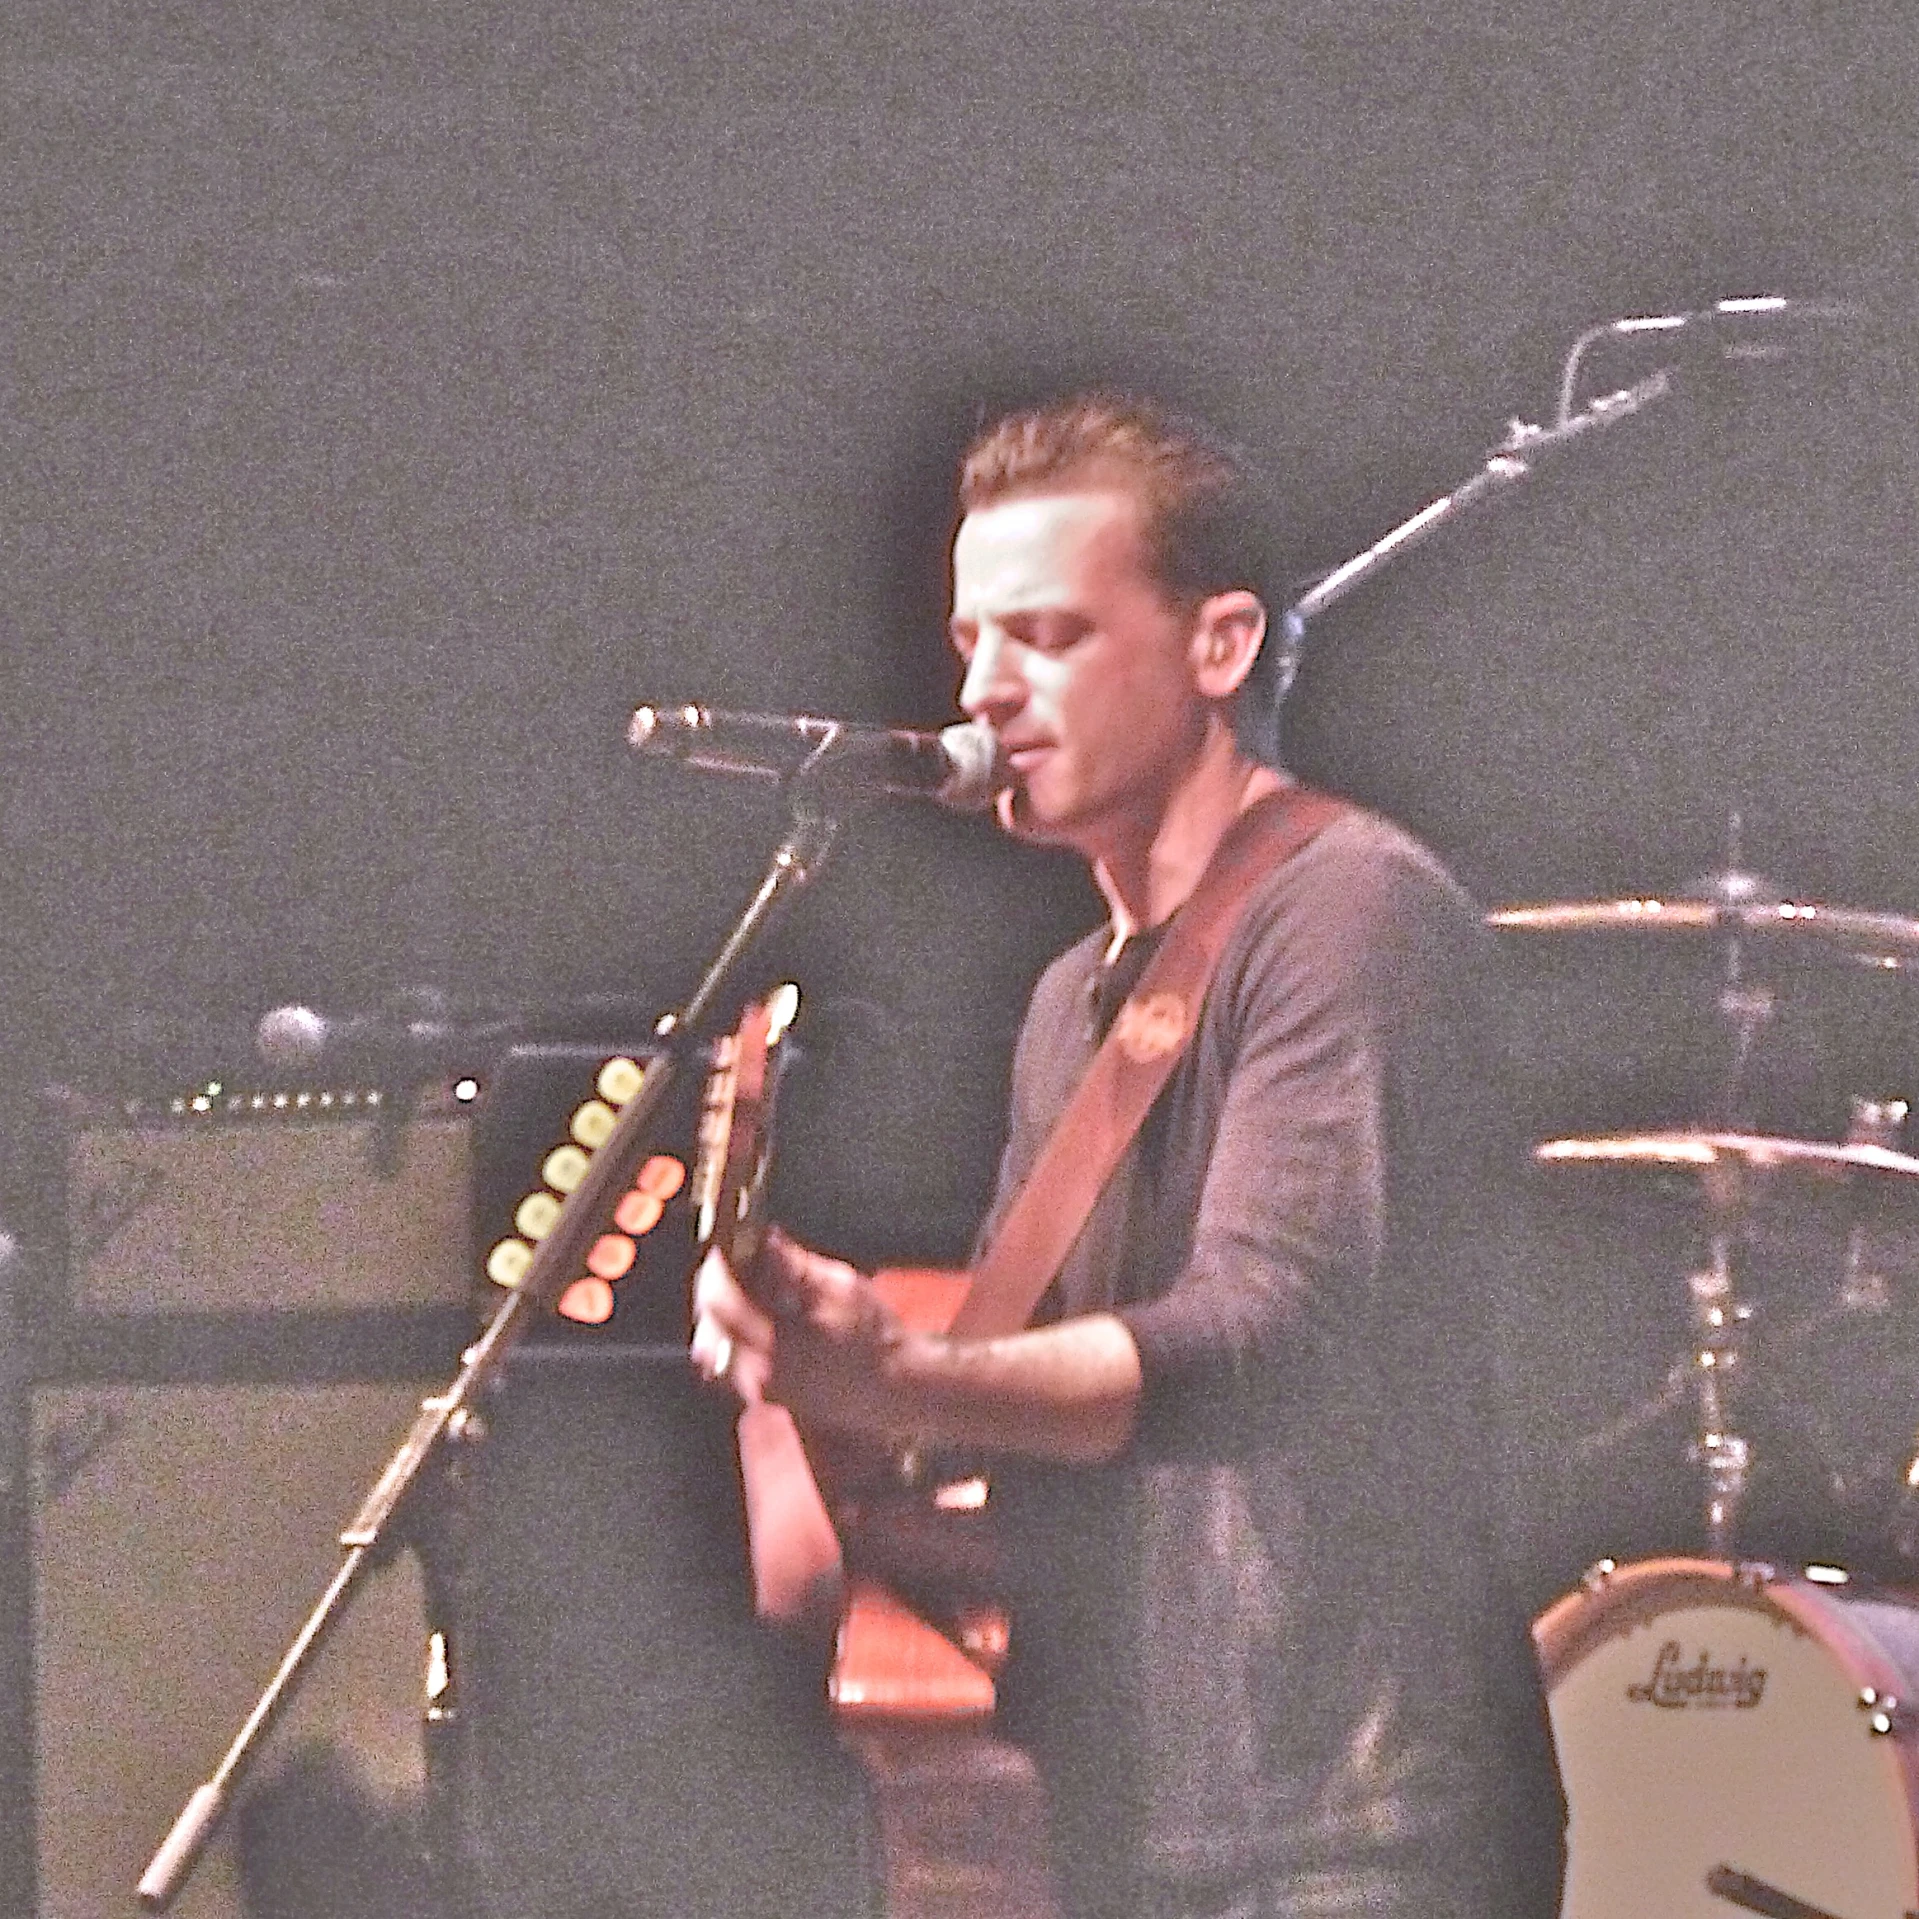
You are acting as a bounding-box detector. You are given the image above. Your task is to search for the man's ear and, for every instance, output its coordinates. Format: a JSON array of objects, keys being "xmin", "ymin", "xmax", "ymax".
[{"xmin": 1188, "ymin": 590, "xmax": 1267, "ymax": 700}]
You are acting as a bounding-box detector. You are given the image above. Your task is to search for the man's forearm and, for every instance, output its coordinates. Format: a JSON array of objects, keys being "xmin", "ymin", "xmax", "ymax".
[{"xmin": 873, "ymin": 1312, "xmax": 1143, "ymax": 1464}]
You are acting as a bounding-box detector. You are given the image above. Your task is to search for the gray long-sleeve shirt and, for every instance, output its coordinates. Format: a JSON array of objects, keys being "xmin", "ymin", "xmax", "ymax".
[{"xmin": 982, "ymin": 805, "xmax": 1565, "ymax": 1917}]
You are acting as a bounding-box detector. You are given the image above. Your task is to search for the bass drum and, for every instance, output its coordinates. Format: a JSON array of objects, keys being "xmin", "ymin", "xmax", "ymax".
[{"xmin": 1535, "ymin": 1557, "xmax": 1919, "ymax": 1919}]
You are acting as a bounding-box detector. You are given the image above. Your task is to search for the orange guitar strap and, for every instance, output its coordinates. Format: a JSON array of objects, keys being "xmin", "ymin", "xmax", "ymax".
[{"xmin": 947, "ymin": 784, "xmax": 1349, "ymax": 1342}]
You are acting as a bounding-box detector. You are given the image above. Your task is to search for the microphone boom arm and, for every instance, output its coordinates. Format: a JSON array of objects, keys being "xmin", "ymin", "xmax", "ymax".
[
  {"xmin": 1290, "ymin": 289, "xmax": 1858, "ymax": 631},
  {"xmin": 1286, "ymin": 364, "xmax": 1673, "ymax": 628}
]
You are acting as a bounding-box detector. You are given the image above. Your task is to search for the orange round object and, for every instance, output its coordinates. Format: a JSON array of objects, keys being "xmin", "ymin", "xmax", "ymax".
[
  {"xmin": 614, "ymin": 1190, "xmax": 664, "ymax": 1237},
  {"xmin": 585, "ymin": 1234, "xmax": 637, "ymax": 1280},
  {"xmin": 557, "ymin": 1277, "xmax": 615, "ymax": 1324},
  {"xmin": 636, "ymin": 1154, "xmax": 686, "ymax": 1201}
]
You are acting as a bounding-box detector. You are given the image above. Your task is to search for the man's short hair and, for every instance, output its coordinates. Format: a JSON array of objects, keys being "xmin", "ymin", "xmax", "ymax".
[{"xmin": 958, "ymin": 393, "xmax": 1295, "ymax": 760}]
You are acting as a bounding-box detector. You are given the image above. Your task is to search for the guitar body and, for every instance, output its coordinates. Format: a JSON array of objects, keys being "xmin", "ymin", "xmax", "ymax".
[
  {"xmin": 826, "ymin": 1267, "xmax": 1000, "ymax": 1714},
  {"xmin": 820, "ymin": 1268, "xmax": 1059, "ymax": 1919},
  {"xmin": 701, "ymin": 1010, "xmax": 1062, "ymax": 1919},
  {"xmin": 870, "ymin": 1265, "xmax": 974, "ymax": 1333}
]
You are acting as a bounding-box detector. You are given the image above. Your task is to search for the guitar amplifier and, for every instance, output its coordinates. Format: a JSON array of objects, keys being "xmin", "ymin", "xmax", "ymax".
[
  {"xmin": 62, "ymin": 1086, "xmax": 476, "ymax": 1318},
  {"xmin": 54, "ymin": 1037, "xmax": 708, "ymax": 1345}
]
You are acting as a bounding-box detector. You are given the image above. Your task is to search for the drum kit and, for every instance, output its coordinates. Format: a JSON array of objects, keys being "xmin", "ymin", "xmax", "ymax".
[{"xmin": 1492, "ymin": 863, "xmax": 1919, "ymax": 1919}]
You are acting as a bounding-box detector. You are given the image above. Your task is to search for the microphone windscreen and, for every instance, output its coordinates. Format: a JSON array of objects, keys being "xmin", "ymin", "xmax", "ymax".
[{"xmin": 939, "ymin": 720, "xmax": 1006, "ymax": 812}]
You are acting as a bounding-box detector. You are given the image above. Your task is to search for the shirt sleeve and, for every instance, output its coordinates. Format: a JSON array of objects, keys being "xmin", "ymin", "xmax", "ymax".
[{"xmin": 1115, "ymin": 827, "xmax": 1481, "ymax": 1454}]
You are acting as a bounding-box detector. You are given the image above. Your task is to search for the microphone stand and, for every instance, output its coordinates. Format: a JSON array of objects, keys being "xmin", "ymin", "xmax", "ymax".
[
  {"xmin": 137, "ymin": 798, "xmax": 843, "ymax": 1914},
  {"xmin": 1284, "ymin": 359, "xmax": 1674, "ymax": 629}
]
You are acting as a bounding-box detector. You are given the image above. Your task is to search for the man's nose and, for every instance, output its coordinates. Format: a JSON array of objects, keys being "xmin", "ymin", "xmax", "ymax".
[{"xmin": 958, "ymin": 630, "xmax": 1026, "ymax": 723}]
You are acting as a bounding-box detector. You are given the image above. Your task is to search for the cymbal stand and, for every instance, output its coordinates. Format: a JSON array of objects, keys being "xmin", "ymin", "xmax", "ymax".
[
  {"xmin": 1685, "ymin": 1191, "xmax": 1754, "ymax": 1560},
  {"xmin": 1683, "ymin": 826, "xmax": 1774, "ymax": 1553},
  {"xmin": 1688, "ymin": 814, "xmax": 1779, "ymax": 1131}
]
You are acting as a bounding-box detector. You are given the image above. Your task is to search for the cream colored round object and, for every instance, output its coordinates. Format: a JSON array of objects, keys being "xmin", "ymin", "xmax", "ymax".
[{"xmin": 1536, "ymin": 1558, "xmax": 1919, "ymax": 1919}]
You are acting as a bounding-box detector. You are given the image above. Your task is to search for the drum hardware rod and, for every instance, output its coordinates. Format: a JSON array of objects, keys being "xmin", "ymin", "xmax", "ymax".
[
  {"xmin": 1699, "ymin": 1431, "xmax": 1751, "ymax": 1561},
  {"xmin": 1706, "ymin": 1862, "xmax": 1848, "ymax": 1919},
  {"xmin": 1570, "ymin": 1359, "xmax": 1691, "ymax": 1465},
  {"xmin": 1689, "ymin": 1225, "xmax": 1757, "ymax": 1561},
  {"xmin": 1713, "ymin": 978, "xmax": 1774, "ymax": 1127},
  {"xmin": 1677, "ymin": 813, "xmax": 1783, "ymax": 1126},
  {"xmin": 1836, "ymin": 1227, "xmax": 1892, "ymax": 1316},
  {"xmin": 1841, "ymin": 1096, "xmax": 1908, "ymax": 1317},
  {"xmin": 1848, "ymin": 1096, "xmax": 1911, "ymax": 1151},
  {"xmin": 1575, "ymin": 1556, "xmax": 1617, "ymax": 1593},
  {"xmin": 1888, "ymin": 1433, "xmax": 1919, "ymax": 1561}
]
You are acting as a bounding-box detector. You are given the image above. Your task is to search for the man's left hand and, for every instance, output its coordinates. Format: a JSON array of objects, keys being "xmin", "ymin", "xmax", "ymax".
[{"xmin": 691, "ymin": 1228, "xmax": 909, "ymax": 1439}]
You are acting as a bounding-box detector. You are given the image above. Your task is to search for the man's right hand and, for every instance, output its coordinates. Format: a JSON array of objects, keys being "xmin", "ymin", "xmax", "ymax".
[{"xmin": 692, "ymin": 1228, "xmax": 1144, "ymax": 1465}]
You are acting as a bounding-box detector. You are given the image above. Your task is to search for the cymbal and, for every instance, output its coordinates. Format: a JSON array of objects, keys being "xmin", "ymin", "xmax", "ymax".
[
  {"xmin": 1536, "ymin": 1130, "xmax": 1919, "ymax": 1184},
  {"xmin": 1487, "ymin": 898, "xmax": 1919, "ymax": 970}
]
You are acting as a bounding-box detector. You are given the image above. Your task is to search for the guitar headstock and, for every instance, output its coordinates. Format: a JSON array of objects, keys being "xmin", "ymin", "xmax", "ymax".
[{"xmin": 693, "ymin": 983, "xmax": 801, "ymax": 1273}]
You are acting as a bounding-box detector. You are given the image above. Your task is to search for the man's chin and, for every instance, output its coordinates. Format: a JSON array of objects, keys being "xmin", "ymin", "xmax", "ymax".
[{"xmin": 995, "ymin": 784, "xmax": 1081, "ymax": 849}]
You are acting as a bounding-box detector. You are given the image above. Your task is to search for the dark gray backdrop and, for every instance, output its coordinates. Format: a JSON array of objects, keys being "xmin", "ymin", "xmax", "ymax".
[
  {"xmin": 7, "ymin": 2, "xmax": 1918, "ymax": 1125},
  {"xmin": 4, "ymin": 3, "xmax": 1919, "ymax": 1899}
]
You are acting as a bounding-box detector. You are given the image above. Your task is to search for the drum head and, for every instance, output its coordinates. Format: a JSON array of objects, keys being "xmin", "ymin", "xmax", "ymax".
[{"xmin": 1536, "ymin": 1558, "xmax": 1919, "ymax": 1919}]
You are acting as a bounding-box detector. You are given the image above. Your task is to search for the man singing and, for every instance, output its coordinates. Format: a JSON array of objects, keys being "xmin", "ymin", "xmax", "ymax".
[{"xmin": 695, "ymin": 394, "xmax": 1565, "ymax": 1919}]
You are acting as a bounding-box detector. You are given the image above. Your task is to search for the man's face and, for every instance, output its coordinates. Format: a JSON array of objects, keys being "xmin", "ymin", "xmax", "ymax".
[{"xmin": 948, "ymin": 488, "xmax": 1209, "ymax": 859}]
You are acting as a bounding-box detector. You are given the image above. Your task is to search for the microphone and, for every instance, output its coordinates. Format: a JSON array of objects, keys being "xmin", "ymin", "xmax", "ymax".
[
  {"xmin": 256, "ymin": 990, "xmax": 519, "ymax": 1075},
  {"xmin": 628, "ymin": 706, "xmax": 1005, "ymax": 811}
]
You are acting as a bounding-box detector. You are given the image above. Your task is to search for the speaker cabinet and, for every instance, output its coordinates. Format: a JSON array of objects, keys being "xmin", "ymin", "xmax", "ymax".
[
  {"xmin": 30, "ymin": 1360, "xmax": 874, "ymax": 1919},
  {"xmin": 31, "ymin": 1381, "xmax": 433, "ymax": 1919}
]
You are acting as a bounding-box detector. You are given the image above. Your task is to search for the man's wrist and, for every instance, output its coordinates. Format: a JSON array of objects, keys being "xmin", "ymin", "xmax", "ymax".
[{"xmin": 873, "ymin": 1327, "xmax": 951, "ymax": 1446}]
